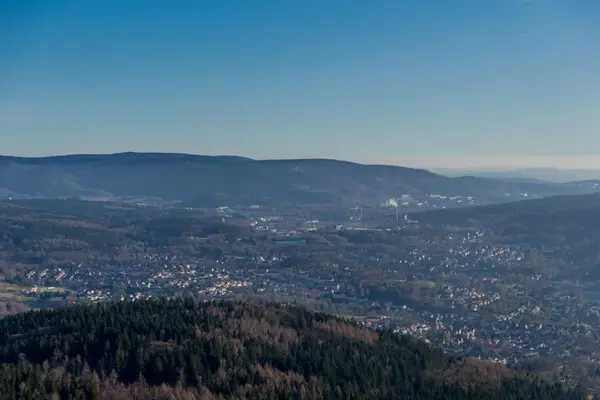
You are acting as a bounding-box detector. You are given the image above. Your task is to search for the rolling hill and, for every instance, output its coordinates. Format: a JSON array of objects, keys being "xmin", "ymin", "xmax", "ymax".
[
  {"xmin": 1, "ymin": 152, "xmax": 599, "ymax": 207},
  {"xmin": 413, "ymin": 192, "xmax": 600, "ymax": 225},
  {"xmin": 413, "ymin": 192, "xmax": 600, "ymax": 278},
  {"xmin": 0, "ymin": 299, "xmax": 586, "ymax": 399}
]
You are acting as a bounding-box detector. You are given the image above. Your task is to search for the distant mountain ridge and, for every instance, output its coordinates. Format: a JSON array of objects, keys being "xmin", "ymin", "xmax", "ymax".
[
  {"xmin": 436, "ymin": 167, "xmax": 600, "ymax": 183},
  {"xmin": 1, "ymin": 152, "xmax": 599, "ymax": 207}
]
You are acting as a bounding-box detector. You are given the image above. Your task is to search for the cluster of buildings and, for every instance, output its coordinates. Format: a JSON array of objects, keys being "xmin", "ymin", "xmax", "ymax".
[{"xmin": 12, "ymin": 209, "xmax": 600, "ymax": 384}]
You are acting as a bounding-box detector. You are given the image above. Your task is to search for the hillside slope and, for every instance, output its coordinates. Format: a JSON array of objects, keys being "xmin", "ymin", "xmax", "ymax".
[
  {"xmin": 0, "ymin": 299, "xmax": 586, "ymax": 399},
  {"xmin": 414, "ymin": 192, "xmax": 600, "ymax": 225},
  {"xmin": 1, "ymin": 152, "xmax": 599, "ymax": 206},
  {"xmin": 413, "ymin": 192, "xmax": 600, "ymax": 278}
]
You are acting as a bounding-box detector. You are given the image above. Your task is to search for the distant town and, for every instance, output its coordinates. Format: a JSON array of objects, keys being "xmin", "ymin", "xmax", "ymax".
[{"xmin": 2, "ymin": 195, "xmax": 597, "ymax": 388}]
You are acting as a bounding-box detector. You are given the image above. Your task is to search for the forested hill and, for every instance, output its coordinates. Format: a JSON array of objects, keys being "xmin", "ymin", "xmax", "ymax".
[
  {"xmin": 0, "ymin": 299, "xmax": 586, "ymax": 399},
  {"xmin": 1, "ymin": 152, "xmax": 599, "ymax": 206}
]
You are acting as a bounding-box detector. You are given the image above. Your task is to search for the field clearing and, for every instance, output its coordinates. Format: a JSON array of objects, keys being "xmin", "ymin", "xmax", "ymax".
[
  {"xmin": 0, "ymin": 283, "xmax": 34, "ymax": 302},
  {"xmin": 0, "ymin": 292, "xmax": 30, "ymax": 302},
  {"xmin": 0, "ymin": 283, "xmax": 70, "ymax": 297},
  {"xmin": 0, "ymin": 283, "xmax": 71, "ymax": 315},
  {"xmin": 0, "ymin": 283, "xmax": 29, "ymax": 291}
]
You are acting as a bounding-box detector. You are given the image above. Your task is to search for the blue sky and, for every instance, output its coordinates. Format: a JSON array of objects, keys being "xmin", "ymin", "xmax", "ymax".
[{"xmin": 1, "ymin": 0, "xmax": 600, "ymax": 168}]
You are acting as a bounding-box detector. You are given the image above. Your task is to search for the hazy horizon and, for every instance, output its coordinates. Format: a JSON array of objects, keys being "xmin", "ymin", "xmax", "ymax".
[{"xmin": 2, "ymin": 1, "xmax": 600, "ymax": 168}]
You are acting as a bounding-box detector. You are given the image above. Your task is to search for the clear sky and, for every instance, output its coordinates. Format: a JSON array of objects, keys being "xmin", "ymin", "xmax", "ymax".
[{"xmin": 1, "ymin": 0, "xmax": 600, "ymax": 168}]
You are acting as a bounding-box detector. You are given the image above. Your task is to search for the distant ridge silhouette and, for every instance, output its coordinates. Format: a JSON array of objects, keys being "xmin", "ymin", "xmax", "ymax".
[{"xmin": 1, "ymin": 152, "xmax": 599, "ymax": 206}]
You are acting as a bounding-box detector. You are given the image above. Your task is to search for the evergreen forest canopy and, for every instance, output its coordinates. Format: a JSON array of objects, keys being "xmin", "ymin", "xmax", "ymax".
[{"xmin": 0, "ymin": 299, "xmax": 588, "ymax": 399}]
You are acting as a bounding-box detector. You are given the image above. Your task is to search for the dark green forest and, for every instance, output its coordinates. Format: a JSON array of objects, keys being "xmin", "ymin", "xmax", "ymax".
[{"xmin": 0, "ymin": 299, "xmax": 587, "ymax": 399}]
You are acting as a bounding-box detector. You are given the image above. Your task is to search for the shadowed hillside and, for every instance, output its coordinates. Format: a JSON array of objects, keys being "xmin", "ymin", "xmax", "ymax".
[
  {"xmin": 413, "ymin": 192, "xmax": 600, "ymax": 278},
  {"xmin": 1, "ymin": 153, "xmax": 599, "ymax": 207}
]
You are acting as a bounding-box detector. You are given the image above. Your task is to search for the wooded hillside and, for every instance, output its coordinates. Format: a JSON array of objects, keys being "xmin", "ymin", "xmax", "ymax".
[{"xmin": 0, "ymin": 299, "xmax": 586, "ymax": 399}]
